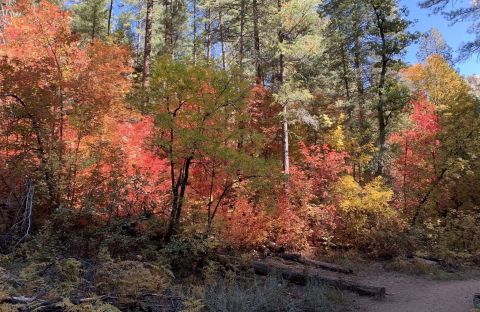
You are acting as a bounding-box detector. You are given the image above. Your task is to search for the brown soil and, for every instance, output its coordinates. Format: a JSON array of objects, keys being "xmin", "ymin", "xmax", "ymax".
[{"xmin": 351, "ymin": 265, "xmax": 480, "ymax": 312}]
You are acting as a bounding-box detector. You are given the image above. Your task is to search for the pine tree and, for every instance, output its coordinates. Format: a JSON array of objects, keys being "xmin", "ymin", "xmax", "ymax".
[{"xmin": 72, "ymin": 0, "xmax": 110, "ymax": 40}]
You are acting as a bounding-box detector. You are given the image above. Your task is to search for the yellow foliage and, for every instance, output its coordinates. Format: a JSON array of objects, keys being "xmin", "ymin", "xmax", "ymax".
[
  {"xmin": 336, "ymin": 175, "xmax": 393, "ymax": 215},
  {"xmin": 402, "ymin": 55, "xmax": 469, "ymax": 109},
  {"xmin": 335, "ymin": 176, "xmax": 406, "ymax": 257},
  {"xmin": 95, "ymin": 249, "xmax": 169, "ymax": 302}
]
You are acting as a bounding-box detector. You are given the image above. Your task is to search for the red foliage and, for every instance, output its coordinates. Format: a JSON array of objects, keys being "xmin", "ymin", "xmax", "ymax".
[
  {"xmin": 222, "ymin": 197, "xmax": 271, "ymax": 249},
  {"xmin": 298, "ymin": 142, "xmax": 350, "ymax": 201},
  {"xmin": 389, "ymin": 98, "xmax": 441, "ymax": 216}
]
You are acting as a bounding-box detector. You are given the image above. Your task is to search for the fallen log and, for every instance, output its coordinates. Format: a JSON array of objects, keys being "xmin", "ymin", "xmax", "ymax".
[
  {"xmin": 0, "ymin": 296, "xmax": 36, "ymax": 305},
  {"xmin": 278, "ymin": 253, "xmax": 354, "ymax": 274},
  {"xmin": 252, "ymin": 259, "xmax": 385, "ymax": 298}
]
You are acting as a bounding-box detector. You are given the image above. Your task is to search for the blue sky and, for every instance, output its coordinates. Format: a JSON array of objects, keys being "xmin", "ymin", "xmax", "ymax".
[{"xmin": 401, "ymin": 0, "xmax": 480, "ymax": 76}]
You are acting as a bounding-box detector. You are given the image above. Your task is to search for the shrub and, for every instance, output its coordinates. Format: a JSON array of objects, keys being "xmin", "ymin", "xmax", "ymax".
[
  {"xmin": 204, "ymin": 274, "xmax": 344, "ymax": 312},
  {"xmin": 334, "ymin": 176, "xmax": 406, "ymax": 258},
  {"xmin": 94, "ymin": 249, "xmax": 170, "ymax": 302}
]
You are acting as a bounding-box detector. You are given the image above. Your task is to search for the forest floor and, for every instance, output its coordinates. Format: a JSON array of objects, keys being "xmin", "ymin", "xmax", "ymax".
[{"xmin": 350, "ymin": 262, "xmax": 480, "ymax": 312}]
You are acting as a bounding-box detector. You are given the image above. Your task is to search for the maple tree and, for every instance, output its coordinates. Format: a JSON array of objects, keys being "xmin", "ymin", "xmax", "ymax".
[
  {"xmin": 0, "ymin": 0, "xmax": 130, "ymax": 213},
  {"xmin": 140, "ymin": 57, "xmax": 271, "ymax": 240},
  {"xmin": 400, "ymin": 56, "xmax": 480, "ymax": 226},
  {"xmin": 389, "ymin": 98, "xmax": 441, "ymax": 221}
]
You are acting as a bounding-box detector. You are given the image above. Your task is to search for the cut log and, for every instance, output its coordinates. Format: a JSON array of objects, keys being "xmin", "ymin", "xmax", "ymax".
[
  {"xmin": 278, "ymin": 253, "xmax": 354, "ymax": 274},
  {"xmin": 252, "ymin": 259, "xmax": 385, "ymax": 298}
]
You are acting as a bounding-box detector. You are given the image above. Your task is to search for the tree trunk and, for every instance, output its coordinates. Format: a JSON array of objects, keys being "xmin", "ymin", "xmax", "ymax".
[
  {"xmin": 373, "ymin": 6, "xmax": 388, "ymax": 177},
  {"xmin": 252, "ymin": 259, "xmax": 386, "ymax": 297},
  {"xmin": 278, "ymin": 0, "xmax": 288, "ymax": 174},
  {"xmin": 107, "ymin": 0, "xmax": 114, "ymax": 35},
  {"xmin": 239, "ymin": 0, "xmax": 246, "ymax": 68},
  {"xmin": 142, "ymin": 0, "xmax": 153, "ymax": 88},
  {"xmin": 253, "ymin": 0, "xmax": 262, "ymax": 83},
  {"xmin": 164, "ymin": 0, "xmax": 173, "ymax": 56},
  {"xmin": 353, "ymin": 12, "xmax": 366, "ymax": 132},
  {"xmin": 219, "ymin": 11, "xmax": 226, "ymax": 69},
  {"xmin": 340, "ymin": 40, "xmax": 350, "ymax": 100},
  {"xmin": 278, "ymin": 253, "xmax": 354, "ymax": 274},
  {"xmin": 91, "ymin": 6, "xmax": 97, "ymax": 41},
  {"xmin": 192, "ymin": 0, "xmax": 197, "ymax": 63},
  {"xmin": 166, "ymin": 157, "xmax": 193, "ymax": 241},
  {"xmin": 205, "ymin": 7, "xmax": 212, "ymax": 61}
]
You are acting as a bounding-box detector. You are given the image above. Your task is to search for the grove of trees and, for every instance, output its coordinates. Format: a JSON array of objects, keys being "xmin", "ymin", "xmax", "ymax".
[{"xmin": 1, "ymin": 0, "xmax": 480, "ymax": 278}]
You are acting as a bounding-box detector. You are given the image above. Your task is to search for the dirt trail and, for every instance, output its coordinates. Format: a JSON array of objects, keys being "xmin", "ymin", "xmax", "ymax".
[{"xmin": 352, "ymin": 267, "xmax": 480, "ymax": 312}]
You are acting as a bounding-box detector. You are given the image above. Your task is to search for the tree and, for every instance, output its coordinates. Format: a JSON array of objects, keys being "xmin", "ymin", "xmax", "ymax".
[
  {"xmin": 416, "ymin": 28, "xmax": 453, "ymax": 63},
  {"xmin": 389, "ymin": 98, "xmax": 440, "ymax": 221},
  {"xmin": 0, "ymin": 0, "xmax": 131, "ymax": 212},
  {"xmin": 274, "ymin": 0, "xmax": 325, "ymax": 174},
  {"xmin": 72, "ymin": 0, "xmax": 110, "ymax": 40},
  {"xmin": 401, "ymin": 55, "xmax": 480, "ymax": 226},
  {"xmin": 320, "ymin": 0, "xmax": 416, "ymax": 179},
  {"xmin": 419, "ymin": 0, "xmax": 480, "ymax": 59},
  {"xmin": 142, "ymin": 57, "xmax": 257, "ymax": 240},
  {"xmin": 367, "ymin": 0, "xmax": 417, "ymax": 176}
]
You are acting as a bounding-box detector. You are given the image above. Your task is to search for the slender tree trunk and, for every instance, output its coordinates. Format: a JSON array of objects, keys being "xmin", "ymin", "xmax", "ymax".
[
  {"xmin": 166, "ymin": 157, "xmax": 193, "ymax": 241},
  {"xmin": 354, "ymin": 35, "xmax": 366, "ymax": 130},
  {"xmin": 107, "ymin": 0, "xmax": 114, "ymax": 35},
  {"xmin": 142, "ymin": 0, "xmax": 153, "ymax": 88},
  {"xmin": 353, "ymin": 10, "xmax": 367, "ymax": 132},
  {"xmin": 373, "ymin": 6, "xmax": 388, "ymax": 177},
  {"xmin": 340, "ymin": 42, "xmax": 350, "ymax": 100},
  {"xmin": 91, "ymin": 6, "xmax": 97, "ymax": 41},
  {"xmin": 278, "ymin": 0, "xmax": 288, "ymax": 174},
  {"xmin": 205, "ymin": 7, "xmax": 212, "ymax": 61},
  {"xmin": 253, "ymin": 0, "xmax": 262, "ymax": 83},
  {"xmin": 164, "ymin": 0, "xmax": 173, "ymax": 56},
  {"xmin": 192, "ymin": 0, "xmax": 197, "ymax": 63},
  {"xmin": 239, "ymin": 0, "xmax": 246, "ymax": 68},
  {"xmin": 219, "ymin": 11, "xmax": 226, "ymax": 69}
]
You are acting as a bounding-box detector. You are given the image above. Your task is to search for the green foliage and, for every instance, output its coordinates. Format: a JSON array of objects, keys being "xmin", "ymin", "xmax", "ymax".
[{"xmin": 71, "ymin": 0, "xmax": 110, "ymax": 40}]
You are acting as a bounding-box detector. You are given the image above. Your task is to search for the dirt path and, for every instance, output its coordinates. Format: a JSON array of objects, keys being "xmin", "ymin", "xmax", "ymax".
[{"xmin": 352, "ymin": 266, "xmax": 480, "ymax": 312}]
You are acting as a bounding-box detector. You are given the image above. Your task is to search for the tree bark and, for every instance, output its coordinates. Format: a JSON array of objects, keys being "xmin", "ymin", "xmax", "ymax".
[
  {"xmin": 205, "ymin": 7, "xmax": 212, "ymax": 61},
  {"xmin": 278, "ymin": 0, "xmax": 289, "ymax": 174},
  {"xmin": 373, "ymin": 5, "xmax": 388, "ymax": 177},
  {"xmin": 166, "ymin": 157, "xmax": 193, "ymax": 241},
  {"xmin": 252, "ymin": 0, "xmax": 262, "ymax": 83},
  {"xmin": 142, "ymin": 0, "xmax": 154, "ymax": 88},
  {"xmin": 252, "ymin": 259, "xmax": 385, "ymax": 297},
  {"xmin": 239, "ymin": 0, "xmax": 246, "ymax": 68},
  {"xmin": 219, "ymin": 11, "xmax": 226, "ymax": 69},
  {"xmin": 192, "ymin": 0, "xmax": 197, "ymax": 63},
  {"xmin": 164, "ymin": 0, "xmax": 173, "ymax": 56},
  {"xmin": 107, "ymin": 0, "xmax": 114, "ymax": 35},
  {"xmin": 278, "ymin": 253, "xmax": 354, "ymax": 274}
]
